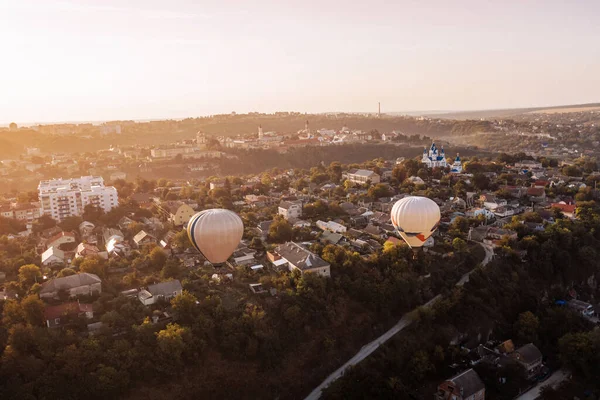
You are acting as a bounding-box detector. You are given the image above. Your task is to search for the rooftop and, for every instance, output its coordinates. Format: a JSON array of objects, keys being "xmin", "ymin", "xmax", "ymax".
[
  {"xmin": 40, "ymin": 273, "xmax": 101, "ymax": 294},
  {"xmin": 442, "ymin": 369, "xmax": 485, "ymax": 398},
  {"xmin": 147, "ymin": 280, "xmax": 183, "ymax": 296},
  {"xmin": 513, "ymin": 343, "xmax": 543, "ymax": 364},
  {"xmin": 43, "ymin": 302, "xmax": 93, "ymax": 321},
  {"xmin": 274, "ymin": 242, "xmax": 329, "ymax": 271}
]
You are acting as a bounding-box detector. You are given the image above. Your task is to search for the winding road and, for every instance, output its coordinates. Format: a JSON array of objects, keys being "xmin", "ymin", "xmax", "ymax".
[{"xmin": 304, "ymin": 243, "xmax": 495, "ymax": 400}]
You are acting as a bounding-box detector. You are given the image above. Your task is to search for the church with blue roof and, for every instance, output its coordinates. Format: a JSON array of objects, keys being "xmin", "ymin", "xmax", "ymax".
[{"xmin": 421, "ymin": 142, "xmax": 462, "ymax": 173}]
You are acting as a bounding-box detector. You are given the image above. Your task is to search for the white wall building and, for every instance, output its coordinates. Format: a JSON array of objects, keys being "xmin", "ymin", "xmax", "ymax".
[
  {"xmin": 38, "ymin": 176, "xmax": 118, "ymax": 221},
  {"xmin": 422, "ymin": 142, "xmax": 447, "ymax": 168},
  {"xmin": 346, "ymin": 169, "xmax": 381, "ymax": 184},
  {"xmin": 450, "ymin": 154, "xmax": 463, "ymax": 173},
  {"xmin": 278, "ymin": 201, "xmax": 303, "ymax": 220}
]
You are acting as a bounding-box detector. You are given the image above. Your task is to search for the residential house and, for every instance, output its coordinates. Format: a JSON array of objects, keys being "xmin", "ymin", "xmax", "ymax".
[
  {"xmin": 159, "ymin": 230, "xmax": 178, "ymax": 249},
  {"xmin": 515, "ymin": 160, "xmax": 543, "ymax": 169},
  {"xmin": 245, "ymin": 194, "xmax": 269, "ymax": 208},
  {"xmin": 41, "ymin": 246, "xmax": 65, "ymax": 266},
  {"xmin": 268, "ymin": 242, "xmax": 331, "ymax": 277},
  {"xmin": 362, "ymin": 224, "xmax": 384, "ymax": 239},
  {"xmin": 316, "ymin": 220, "xmax": 347, "ymax": 233},
  {"xmin": 466, "ymin": 208, "xmax": 494, "ymax": 220},
  {"xmin": 44, "ymin": 302, "xmax": 94, "ymax": 328},
  {"xmin": 320, "ymin": 231, "xmax": 343, "ymax": 245},
  {"xmin": 493, "ymin": 206, "xmax": 516, "ymax": 218},
  {"xmin": 498, "ymin": 186, "xmax": 527, "ymax": 198},
  {"xmin": 130, "ymin": 192, "xmax": 154, "ymax": 208},
  {"xmin": 278, "ymin": 201, "xmax": 303, "ymax": 220},
  {"xmin": 133, "ymin": 230, "xmax": 157, "ymax": 248},
  {"xmin": 138, "ymin": 280, "xmax": 183, "ymax": 306},
  {"xmin": 118, "ymin": 216, "xmax": 136, "ymax": 231},
  {"xmin": 13, "ymin": 203, "xmax": 41, "ymax": 222},
  {"xmin": 339, "ymin": 202, "xmax": 360, "ymax": 216},
  {"xmin": 527, "ymin": 187, "xmax": 546, "ymax": 202},
  {"xmin": 435, "ymin": 369, "xmax": 485, "ymax": 400},
  {"xmin": 511, "ymin": 343, "xmax": 543, "ymax": 379},
  {"xmin": 209, "ymin": 180, "xmax": 225, "ymax": 190},
  {"xmin": 407, "ymin": 176, "xmax": 425, "ymax": 185},
  {"xmin": 39, "ymin": 273, "xmax": 102, "ymax": 299},
  {"xmin": 78, "ymin": 221, "xmax": 95, "ymax": 237},
  {"xmin": 292, "ymin": 220, "xmax": 311, "ymax": 229},
  {"xmin": 45, "ymin": 231, "xmax": 76, "ymax": 250},
  {"xmin": 480, "ymin": 194, "xmax": 507, "ymax": 210},
  {"xmin": 369, "ymin": 211, "xmax": 391, "ymax": 225},
  {"xmin": 450, "ymin": 197, "xmax": 467, "ymax": 210},
  {"xmin": 380, "ymin": 168, "xmax": 393, "ymax": 181},
  {"xmin": 0, "ymin": 206, "xmax": 14, "ymax": 219},
  {"xmin": 551, "ymin": 202, "xmax": 576, "ymax": 219},
  {"xmin": 156, "ymin": 201, "xmax": 196, "ymax": 226},
  {"xmin": 234, "ymin": 253, "xmax": 256, "ymax": 266},
  {"xmin": 75, "ymin": 243, "xmax": 107, "ymax": 259},
  {"xmin": 346, "ymin": 169, "xmax": 381, "ymax": 184}
]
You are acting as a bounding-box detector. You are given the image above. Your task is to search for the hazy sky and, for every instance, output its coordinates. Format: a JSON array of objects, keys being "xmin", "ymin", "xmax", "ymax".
[{"xmin": 1, "ymin": 0, "xmax": 599, "ymax": 123}]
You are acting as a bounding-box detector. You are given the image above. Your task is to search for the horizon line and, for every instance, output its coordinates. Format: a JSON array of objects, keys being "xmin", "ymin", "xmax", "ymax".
[{"xmin": 2, "ymin": 101, "xmax": 599, "ymax": 127}]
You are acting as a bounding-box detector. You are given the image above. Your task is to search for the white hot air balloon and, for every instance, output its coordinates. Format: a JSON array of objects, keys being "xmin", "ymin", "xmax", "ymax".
[
  {"xmin": 187, "ymin": 209, "xmax": 244, "ymax": 264},
  {"xmin": 390, "ymin": 196, "xmax": 440, "ymax": 248}
]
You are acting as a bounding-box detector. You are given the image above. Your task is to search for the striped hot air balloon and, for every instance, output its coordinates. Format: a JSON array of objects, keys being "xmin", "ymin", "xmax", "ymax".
[
  {"xmin": 187, "ymin": 209, "xmax": 244, "ymax": 264},
  {"xmin": 390, "ymin": 196, "xmax": 440, "ymax": 248}
]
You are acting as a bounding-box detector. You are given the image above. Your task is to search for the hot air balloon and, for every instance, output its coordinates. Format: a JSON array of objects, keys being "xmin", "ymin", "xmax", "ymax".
[
  {"xmin": 187, "ymin": 209, "xmax": 244, "ymax": 264},
  {"xmin": 390, "ymin": 196, "xmax": 440, "ymax": 248}
]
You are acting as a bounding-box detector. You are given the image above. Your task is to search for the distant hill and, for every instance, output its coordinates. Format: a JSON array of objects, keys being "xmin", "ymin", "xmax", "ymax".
[{"xmin": 415, "ymin": 102, "xmax": 600, "ymax": 120}]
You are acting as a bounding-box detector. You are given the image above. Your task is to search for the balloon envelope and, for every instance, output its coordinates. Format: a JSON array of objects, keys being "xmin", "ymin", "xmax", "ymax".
[
  {"xmin": 390, "ymin": 196, "xmax": 440, "ymax": 248},
  {"xmin": 187, "ymin": 209, "xmax": 244, "ymax": 264}
]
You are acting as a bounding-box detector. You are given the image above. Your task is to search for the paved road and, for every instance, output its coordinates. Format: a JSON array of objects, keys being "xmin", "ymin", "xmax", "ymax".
[
  {"xmin": 514, "ymin": 369, "xmax": 570, "ymax": 400},
  {"xmin": 304, "ymin": 243, "xmax": 494, "ymax": 400},
  {"xmin": 457, "ymin": 243, "xmax": 494, "ymax": 287}
]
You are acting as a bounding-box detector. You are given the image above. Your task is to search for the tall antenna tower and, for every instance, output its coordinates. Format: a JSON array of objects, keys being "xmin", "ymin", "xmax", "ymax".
[{"xmin": 378, "ymin": 102, "xmax": 381, "ymax": 117}]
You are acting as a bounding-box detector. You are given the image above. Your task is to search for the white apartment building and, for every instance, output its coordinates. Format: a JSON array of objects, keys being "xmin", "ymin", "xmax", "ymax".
[{"xmin": 38, "ymin": 176, "xmax": 118, "ymax": 221}]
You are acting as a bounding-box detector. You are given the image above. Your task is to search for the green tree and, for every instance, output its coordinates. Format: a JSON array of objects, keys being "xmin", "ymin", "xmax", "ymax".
[
  {"xmin": 82, "ymin": 204, "xmax": 104, "ymax": 224},
  {"xmin": 249, "ymin": 237, "xmax": 265, "ymax": 252},
  {"xmin": 558, "ymin": 330, "xmax": 600, "ymax": 380},
  {"xmin": 1, "ymin": 299, "xmax": 24, "ymax": 326},
  {"xmin": 155, "ymin": 323, "xmax": 193, "ymax": 374},
  {"xmin": 268, "ymin": 217, "xmax": 293, "ymax": 243},
  {"xmin": 562, "ymin": 165, "xmax": 582, "ymax": 177},
  {"xmin": 514, "ymin": 311, "xmax": 539, "ymax": 343},
  {"xmin": 161, "ymin": 259, "xmax": 181, "ymax": 279},
  {"xmin": 80, "ymin": 257, "xmax": 106, "ymax": 278},
  {"xmin": 58, "ymin": 215, "xmax": 83, "ymax": 233},
  {"xmin": 18, "ymin": 264, "xmax": 41, "ymax": 287},
  {"xmin": 408, "ymin": 350, "xmax": 434, "ymax": 382},
  {"xmin": 173, "ymin": 230, "xmax": 192, "ymax": 250},
  {"xmin": 57, "ymin": 267, "xmax": 77, "ymax": 277},
  {"xmin": 149, "ymin": 247, "xmax": 168, "ymax": 269},
  {"xmin": 452, "ymin": 237, "xmax": 467, "ymax": 253},
  {"xmin": 367, "ymin": 184, "xmax": 392, "ymax": 199},
  {"xmin": 448, "ymin": 216, "xmax": 469, "ymax": 239},
  {"xmin": 21, "ymin": 294, "xmax": 45, "ymax": 326},
  {"xmin": 171, "ymin": 290, "xmax": 198, "ymax": 323}
]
